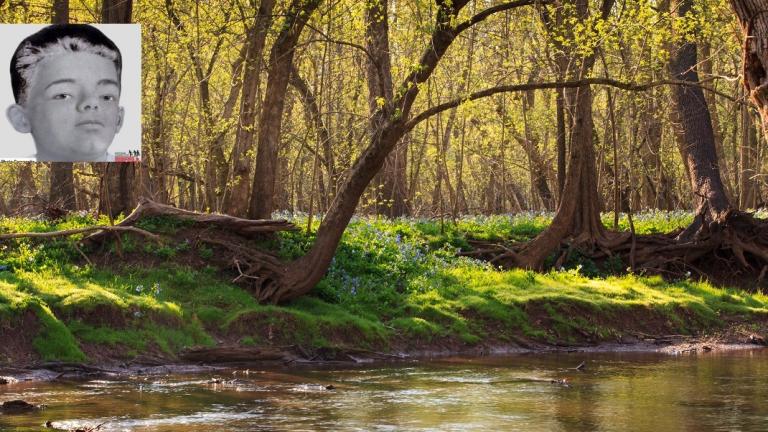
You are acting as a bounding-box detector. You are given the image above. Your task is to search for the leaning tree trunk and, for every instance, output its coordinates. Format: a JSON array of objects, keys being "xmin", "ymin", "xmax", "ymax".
[{"xmin": 272, "ymin": 0, "xmax": 493, "ymax": 302}]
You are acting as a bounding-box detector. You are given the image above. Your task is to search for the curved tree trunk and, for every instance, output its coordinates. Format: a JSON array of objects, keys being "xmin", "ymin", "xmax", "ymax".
[{"xmin": 273, "ymin": 0, "xmax": 485, "ymax": 302}]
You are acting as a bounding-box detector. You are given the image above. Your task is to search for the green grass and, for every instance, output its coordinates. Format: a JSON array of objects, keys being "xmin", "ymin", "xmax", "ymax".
[{"xmin": 0, "ymin": 211, "xmax": 765, "ymax": 362}]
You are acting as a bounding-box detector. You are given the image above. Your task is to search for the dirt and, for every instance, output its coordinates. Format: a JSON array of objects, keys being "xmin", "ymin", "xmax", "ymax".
[
  {"xmin": 0, "ymin": 310, "xmax": 40, "ymax": 366},
  {"xmin": 55, "ymin": 303, "xmax": 130, "ymax": 329}
]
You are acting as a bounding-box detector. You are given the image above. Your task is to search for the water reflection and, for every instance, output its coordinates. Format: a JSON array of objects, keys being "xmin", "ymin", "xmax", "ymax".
[{"xmin": 0, "ymin": 349, "xmax": 766, "ymax": 431}]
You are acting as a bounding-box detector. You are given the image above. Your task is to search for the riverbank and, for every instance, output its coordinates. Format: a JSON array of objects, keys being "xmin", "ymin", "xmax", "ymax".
[
  {"xmin": 1, "ymin": 326, "xmax": 765, "ymax": 385},
  {"xmin": 0, "ymin": 212, "xmax": 767, "ymax": 371}
]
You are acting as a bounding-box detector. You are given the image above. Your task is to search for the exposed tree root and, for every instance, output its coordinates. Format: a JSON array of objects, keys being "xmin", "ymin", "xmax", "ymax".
[
  {"xmin": 84, "ymin": 198, "xmax": 295, "ymax": 244},
  {"xmin": 465, "ymin": 210, "xmax": 768, "ymax": 289},
  {"xmin": 3, "ymin": 198, "xmax": 297, "ymax": 303},
  {"xmin": 88, "ymin": 198, "xmax": 299, "ymax": 303}
]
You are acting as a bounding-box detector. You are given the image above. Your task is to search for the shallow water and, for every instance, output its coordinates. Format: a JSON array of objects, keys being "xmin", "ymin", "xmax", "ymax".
[{"xmin": 1, "ymin": 349, "xmax": 767, "ymax": 431}]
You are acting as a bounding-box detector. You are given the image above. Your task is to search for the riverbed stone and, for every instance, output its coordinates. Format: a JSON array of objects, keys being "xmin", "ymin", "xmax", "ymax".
[
  {"xmin": 1, "ymin": 399, "xmax": 39, "ymax": 413},
  {"xmin": 0, "ymin": 376, "xmax": 18, "ymax": 385}
]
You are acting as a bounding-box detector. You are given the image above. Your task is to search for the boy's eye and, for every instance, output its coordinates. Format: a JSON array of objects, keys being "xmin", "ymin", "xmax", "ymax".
[
  {"xmin": 53, "ymin": 93, "xmax": 72, "ymax": 100},
  {"xmin": 102, "ymin": 95, "xmax": 116, "ymax": 102}
]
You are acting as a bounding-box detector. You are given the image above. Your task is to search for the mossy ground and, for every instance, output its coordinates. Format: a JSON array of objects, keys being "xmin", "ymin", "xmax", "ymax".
[{"xmin": 0, "ymin": 211, "xmax": 766, "ymax": 364}]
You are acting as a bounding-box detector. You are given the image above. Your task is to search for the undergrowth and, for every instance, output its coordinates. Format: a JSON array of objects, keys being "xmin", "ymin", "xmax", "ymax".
[{"xmin": 0, "ymin": 211, "xmax": 765, "ymax": 362}]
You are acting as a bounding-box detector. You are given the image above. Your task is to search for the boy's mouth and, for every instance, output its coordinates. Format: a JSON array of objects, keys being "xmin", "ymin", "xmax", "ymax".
[{"xmin": 76, "ymin": 120, "xmax": 104, "ymax": 130}]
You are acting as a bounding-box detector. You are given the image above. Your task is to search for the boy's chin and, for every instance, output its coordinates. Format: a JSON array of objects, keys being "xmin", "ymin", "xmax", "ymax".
[{"xmin": 36, "ymin": 143, "xmax": 111, "ymax": 161}]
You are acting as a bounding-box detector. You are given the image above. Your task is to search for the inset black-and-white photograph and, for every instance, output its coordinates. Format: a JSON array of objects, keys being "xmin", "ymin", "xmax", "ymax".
[{"xmin": 0, "ymin": 24, "xmax": 141, "ymax": 162}]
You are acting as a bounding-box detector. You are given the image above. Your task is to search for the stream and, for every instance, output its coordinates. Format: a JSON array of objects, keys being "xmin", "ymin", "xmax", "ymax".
[{"xmin": 1, "ymin": 349, "xmax": 766, "ymax": 431}]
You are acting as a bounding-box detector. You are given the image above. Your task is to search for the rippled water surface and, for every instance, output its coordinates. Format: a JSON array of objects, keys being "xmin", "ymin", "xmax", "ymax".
[{"xmin": 1, "ymin": 349, "xmax": 767, "ymax": 431}]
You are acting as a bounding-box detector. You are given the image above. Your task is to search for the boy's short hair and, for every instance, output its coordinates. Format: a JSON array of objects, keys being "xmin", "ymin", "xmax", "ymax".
[{"xmin": 10, "ymin": 24, "xmax": 122, "ymax": 104}]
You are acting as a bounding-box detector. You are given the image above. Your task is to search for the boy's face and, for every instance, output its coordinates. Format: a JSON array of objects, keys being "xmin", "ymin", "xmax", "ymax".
[{"xmin": 12, "ymin": 51, "xmax": 123, "ymax": 161}]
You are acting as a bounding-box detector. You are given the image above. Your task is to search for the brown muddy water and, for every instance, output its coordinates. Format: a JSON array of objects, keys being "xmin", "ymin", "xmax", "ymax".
[{"xmin": 1, "ymin": 349, "xmax": 766, "ymax": 431}]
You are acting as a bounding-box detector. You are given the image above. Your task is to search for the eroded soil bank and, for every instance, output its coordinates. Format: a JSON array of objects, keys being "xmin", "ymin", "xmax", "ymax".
[{"xmin": 1, "ymin": 317, "xmax": 766, "ymax": 384}]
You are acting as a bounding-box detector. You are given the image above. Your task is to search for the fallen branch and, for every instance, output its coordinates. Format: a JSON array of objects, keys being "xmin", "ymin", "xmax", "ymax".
[{"xmin": 0, "ymin": 225, "xmax": 161, "ymax": 241}]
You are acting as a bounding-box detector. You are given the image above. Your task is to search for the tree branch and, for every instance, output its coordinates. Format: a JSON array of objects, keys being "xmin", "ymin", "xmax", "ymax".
[
  {"xmin": 0, "ymin": 226, "xmax": 161, "ymax": 241},
  {"xmin": 405, "ymin": 77, "xmax": 745, "ymax": 131},
  {"xmin": 455, "ymin": 0, "xmax": 551, "ymax": 34}
]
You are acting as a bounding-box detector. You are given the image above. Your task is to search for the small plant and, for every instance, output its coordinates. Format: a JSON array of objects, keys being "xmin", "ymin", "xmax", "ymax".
[{"xmin": 198, "ymin": 246, "xmax": 214, "ymax": 259}]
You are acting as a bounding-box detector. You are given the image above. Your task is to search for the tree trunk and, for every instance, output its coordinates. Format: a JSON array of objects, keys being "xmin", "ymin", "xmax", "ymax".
[
  {"xmin": 225, "ymin": 0, "xmax": 277, "ymax": 216},
  {"xmin": 270, "ymin": 0, "xmax": 477, "ymax": 301},
  {"xmin": 10, "ymin": 164, "xmax": 36, "ymax": 215},
  {"xmin": 739, "ymin": 103, "xmax": 760, "ymax": 209},
  {"xmin": 556, "ymin": 91, "xmax": 567, "ymax": 203},
  {"xmin": 366, "ymin": 0, "xmax": 408, "ymax": 217},
  {"xmin": 48, "ymin": 0, "xmax": 76, "ymax": 212},
  {"xmin": 516, "ymin": 0, "xmax": 614, "ymax": 268},
  {"xmin": 101, "ymin": 0, "xmax": 131, "ymax": 22},
  {"xmin": 538, "ymin": 3, "xmax": 571, "ymax": 205},
  {"xmin": 98, "ymin": 0, "xmax": 136, "ymax": 218},
  {"xmin": 730, "ymin": 0, "xmax": 768, "ymax": 135},
  {"xmin": 249, "ymin": 0, "xmax": 322, "ymax": 219},
  {"xmin": 669, "ymin": 0, "xmax": 731, "ymax": 236},
  {"xmin": 98, "ymin": 163, "xmax": 137, "ymax": 217},
  {"xmin": 700, "ymin": 41, "xmax": 735, "ymax": 202},
  {"xmin": 289, "ymin": 64, "xmax": 332, "ymax": 209}
]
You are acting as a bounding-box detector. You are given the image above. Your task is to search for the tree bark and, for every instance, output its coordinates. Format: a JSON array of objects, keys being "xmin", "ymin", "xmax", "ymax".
[
  {"xmin": 48, "ymin": 0, "xmax": 76, "ymax": 212},
  {"xmin": 700, "ymin": 41, "xmax": 735, "ymax": 202},
  {"xmin": 101, "ymin": 0, "xmax": 131, "ymax": 22},
  {"xmin": 366, "ymin": 0, "xmax": 408, "ymax": 217},
  {"xmin": 249, "ymin": 0, "xmax": 322, "ymax": 219},
  {"xmin": 730, "ymin": 0, "xmax": 768, "ymax": 135},
  {"xmin": 669, "ymin": 0, "xmax": 731, "ymax": 235},
  {"xmin": 516, "ymin": 0, "xmax": 614, "ymax": 268},
  {"xmin": 289, "ymin": 63, "xmax": 333, "ymax": 210},
  {"xmin": 99, "ymin": 0, "xmax": 136, "ymax": 218},
  {"xmin": 739, "ymin": 103, "xmax": 760, "ymax": 208},
  {"xmin": 225, "ymin": 0, "xmax": 277, "ymax": 216},
  {"xmin": 10, "ymin": 164, "xmax": 37, "ymax": 215}
]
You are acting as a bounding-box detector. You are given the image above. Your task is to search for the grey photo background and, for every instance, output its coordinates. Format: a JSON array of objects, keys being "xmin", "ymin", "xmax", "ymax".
[{"xmin": 0, "ymin": 24, "xmax": 141, "ymax": 160}]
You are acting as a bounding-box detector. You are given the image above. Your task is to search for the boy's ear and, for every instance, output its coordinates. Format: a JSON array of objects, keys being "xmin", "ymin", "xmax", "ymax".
[
  {"xmin": 6, "ymin": 105, "xmax": 31, "ymax": 133},
  {"xmin": 115, "ymin": 106, "xmax": 124, "ymax": 134}
]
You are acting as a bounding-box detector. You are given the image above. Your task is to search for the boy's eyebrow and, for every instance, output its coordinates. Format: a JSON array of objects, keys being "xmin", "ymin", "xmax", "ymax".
[
  {"xmin": 97, "ymin": 79, "xmax": 119, "ymax": 87},
  {"xmin": 43, "ymin": 79, "xmax": 120, "ymax": 90},
  {"xmin": 44, "ymin": 79, "xmax": 76, "ymax": 90}
]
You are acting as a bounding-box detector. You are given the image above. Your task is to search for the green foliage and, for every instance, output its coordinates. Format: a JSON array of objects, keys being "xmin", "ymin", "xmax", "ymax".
[
  {"xmin": 0, "ymin": 214, "xmax": 766, "ymax": 363},
  {"xmin": 134, "ymin": 215, "xmax": 194, "ymax": 235}
]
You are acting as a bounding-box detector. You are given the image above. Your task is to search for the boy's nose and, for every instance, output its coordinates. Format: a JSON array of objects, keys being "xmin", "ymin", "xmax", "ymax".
[{"xmin": 78, "ymin": 96, "xmax": 99, "ymax": 112}]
